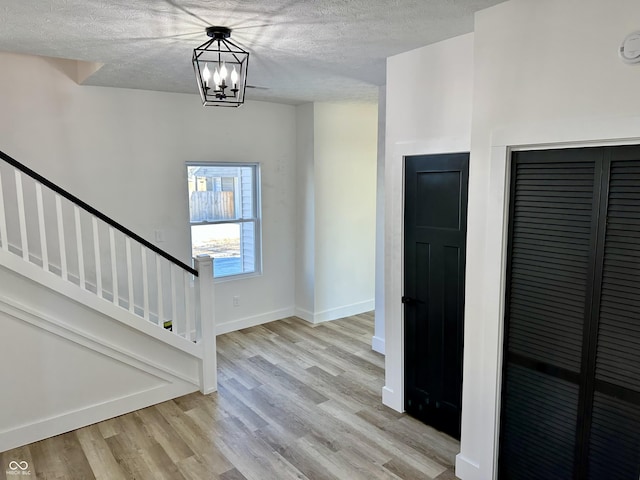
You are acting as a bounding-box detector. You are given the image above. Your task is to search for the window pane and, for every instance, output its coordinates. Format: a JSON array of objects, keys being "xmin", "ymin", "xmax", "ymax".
[
  {"xmin": 239, "ymin": 166, "xmax": 254, "ymax": 219},
  {"xmin": 241, "ymin": 221, "xmax": 256, "ymax": 273},
  {"xmin": 187, "ymin": 165, "xmax": 255, "ymax": 222},
  {"xmin": 191, "ymin": 224, "xmax": 243, "ymax": 277}
]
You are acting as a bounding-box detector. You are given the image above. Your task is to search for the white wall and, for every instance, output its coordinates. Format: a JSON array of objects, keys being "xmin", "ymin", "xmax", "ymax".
[
  {"xmin": 314, "ymin": 103, "xmax": 377, "ymax": 320},
  {"xmin": 0, "ymin": 52, "xmax": 297, "ymax": 334},
  {"xmin": 383, "ymin": 33, "xmax": 474, "ymax": 411},
  {"xmin": 294, "ymin": 102, "xmax": 378, "ymax": 324},
  {"xmin": 458, "ymin": 1, "xmax": 640, "ymax": 479}
]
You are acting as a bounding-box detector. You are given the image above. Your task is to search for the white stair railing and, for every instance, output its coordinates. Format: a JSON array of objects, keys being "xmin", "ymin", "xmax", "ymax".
[{"xmin": 0, "ymin": 150, "xmax": 215, "ymax": 375}]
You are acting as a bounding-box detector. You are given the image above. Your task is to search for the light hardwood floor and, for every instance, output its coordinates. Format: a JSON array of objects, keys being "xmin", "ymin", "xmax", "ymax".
[{"xmin": 0, "ymin": 313, "xmax": 459, "ymax": 480}]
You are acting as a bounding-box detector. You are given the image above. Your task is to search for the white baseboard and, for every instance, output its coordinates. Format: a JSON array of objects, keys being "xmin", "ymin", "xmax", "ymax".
[
  {"xmin": 215, "ymin": 307, "xmax": 296, "ymax": 335},
  {"xmin": 371, "ymin": 335, "xmax": 385, "ymax": 354},
  {"xmin": 313, "ymin": 299, "xmax": 375, "ymax": 323},
  {"xmin": 382, "ymin": 385, "xmax": 403, "ymax": 413},
  {"xmin": 293, "ymin": 307, "xmax": 314, "ymax": 323},
  {"xmin": 0, "ymin": 381, "xmax": 197, "ymax": 453},
  {"xmin": 295, "ymin": 300, "xmax": 375, "ymax": 325},
  {"xmin": 216, "ymin": 301, "xmax": 375, "ymax": 333},
  {"xmin": 455, "ymin": 454, "xmax": 482, "ymax": 480}
]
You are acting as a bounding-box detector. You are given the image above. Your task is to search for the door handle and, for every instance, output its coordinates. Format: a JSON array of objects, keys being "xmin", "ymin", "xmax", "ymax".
[{"xmin": 402, "ymin": 296, "xmax": 423, "ymax": 305}]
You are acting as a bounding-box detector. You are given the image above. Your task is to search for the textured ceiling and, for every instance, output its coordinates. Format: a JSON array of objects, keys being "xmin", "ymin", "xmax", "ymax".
[{"xmin": 0, "ymin": 0, "xmax": 505, "ymax": 104}]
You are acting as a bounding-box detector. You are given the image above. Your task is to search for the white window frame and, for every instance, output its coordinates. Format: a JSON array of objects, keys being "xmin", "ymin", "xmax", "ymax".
[{"xmin": 186, "ymin": 161, "xmax": 262, "ymax": 280}]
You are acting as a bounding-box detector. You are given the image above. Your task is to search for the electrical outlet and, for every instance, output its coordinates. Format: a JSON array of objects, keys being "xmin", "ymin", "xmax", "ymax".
[{"xmin": 233, "ymin": 296, "xmax": 240, "ymax": 307}]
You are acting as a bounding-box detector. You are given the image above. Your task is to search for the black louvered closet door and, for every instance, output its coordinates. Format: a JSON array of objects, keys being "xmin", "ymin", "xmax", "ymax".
[
  {"xmin": 587, "ymin": 148, "xmax": 640, "ymax": 480},
  {"xmin": 499, "ymin": 146, "xmax": 640, "ymax": 480}
]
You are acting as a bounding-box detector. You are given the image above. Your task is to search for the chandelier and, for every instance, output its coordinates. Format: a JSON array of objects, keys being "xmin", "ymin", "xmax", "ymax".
[{"xmin": 192, "ymin": 27, "xmax": 249, "ymax": 107}]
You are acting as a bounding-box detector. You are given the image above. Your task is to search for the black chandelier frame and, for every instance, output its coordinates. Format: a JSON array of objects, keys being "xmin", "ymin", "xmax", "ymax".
[{"xmin": 192, "ymin": 26, "xmax": 249, "ymax": 107}]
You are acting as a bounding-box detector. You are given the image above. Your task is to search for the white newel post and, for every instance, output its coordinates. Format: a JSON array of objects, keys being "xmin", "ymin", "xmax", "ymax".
[{"xmin": 195, "ymin": 255, "xmax": 217, "ymax": 394}]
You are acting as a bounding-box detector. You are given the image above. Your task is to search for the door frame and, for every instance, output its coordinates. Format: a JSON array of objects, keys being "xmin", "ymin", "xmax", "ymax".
[
  {"xmin": 383, "ymin": 141, "xmax": 471, "ymax": 415},
  {"xmin": 476, "ymin": 122, "xmax": 640, "ymax": 480}
]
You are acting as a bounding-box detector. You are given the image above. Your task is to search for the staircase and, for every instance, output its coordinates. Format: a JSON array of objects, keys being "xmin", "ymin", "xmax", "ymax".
[{"xmin": 0, "ymin": 150, "xmax": 216, "ymax": 453}]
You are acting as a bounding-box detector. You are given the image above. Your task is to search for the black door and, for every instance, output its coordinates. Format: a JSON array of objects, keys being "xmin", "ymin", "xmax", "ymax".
[
  {"xmin": 403, "ymin": 153, "xmax": 469, "ymax": 439},
  {"xmin": 499, "ymin": 146, "xmax": 640, "ymax": 479}
]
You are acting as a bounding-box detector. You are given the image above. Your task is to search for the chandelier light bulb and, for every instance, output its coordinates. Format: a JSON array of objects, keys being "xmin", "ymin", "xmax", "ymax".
[
  {"xmin": 220, "ymin": 62, "xmax": 228, "ymax": 81},
  {"xmin": 231, "ymin": 66, "xmax": 238, "ymax": 86},
  {"xmin": 202, "ymin": 63, "xmax": 211, "ymax": 87},
  {"xmin": 213, "ymin": 68, "xmax": 221, "ymax": 88}
]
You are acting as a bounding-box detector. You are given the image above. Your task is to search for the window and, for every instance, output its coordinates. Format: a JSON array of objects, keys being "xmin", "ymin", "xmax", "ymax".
[{"xmin": 187, "ymin": 163, "xmax": 261, "ymax": 278}]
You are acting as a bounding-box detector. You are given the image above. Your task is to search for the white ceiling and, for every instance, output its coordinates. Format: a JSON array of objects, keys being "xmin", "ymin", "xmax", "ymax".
[{"xmin": 0, "ymin": 0, "xmax": 505, "ymax": 104}]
